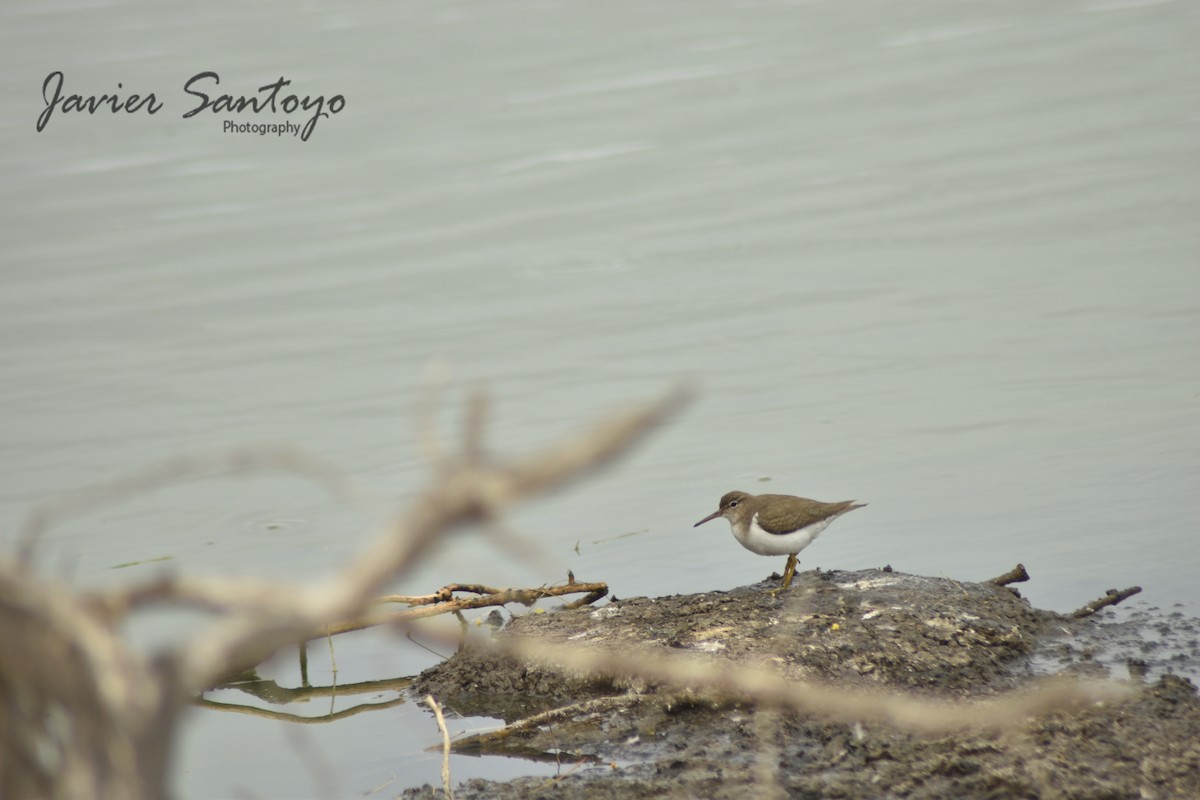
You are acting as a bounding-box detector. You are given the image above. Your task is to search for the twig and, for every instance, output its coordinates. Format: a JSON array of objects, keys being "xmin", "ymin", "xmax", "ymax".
[
  {"xmin": 375, "ymin": 584, "xmax": 504, "ymax": 606},
  {"xmin": 425, "ymin": 695, "xmax": 454, "ymax": 800},
  {"xmin": 562, "ymin": 589, "xmax": 609, "ymax": 610},
  {"xmin": 317, "ymin": 582, "xmax": 608, "ymax": 639},
  {"xmin": 942, "ymin": 574, "xmax": 970, "ymax": 597},
  {"xmin": 1070, "ymin": 586, "xmax": 1142, "ymax": 619},
  {"xmin": 364, "ymin": 771, "xmax": 397, "ymax": 797},
  {"xmin": 987, "ymin": 564, "xmax": 1030, "ymax": 587}
]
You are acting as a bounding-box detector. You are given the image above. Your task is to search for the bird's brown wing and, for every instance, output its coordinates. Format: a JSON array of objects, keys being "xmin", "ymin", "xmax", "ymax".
[{"xmin": 755, "ymin": 496, "xmax": 864, "ymax": 535}]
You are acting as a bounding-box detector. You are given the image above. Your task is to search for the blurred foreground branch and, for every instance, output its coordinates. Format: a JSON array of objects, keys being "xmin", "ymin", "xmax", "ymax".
[
  {"xmin": 0, "ymin": 382, "xmax": 689, "ymax": 800},
  {"xmin": 493, "ymin": 636, "xmax": 1131, "ymax": 735}
]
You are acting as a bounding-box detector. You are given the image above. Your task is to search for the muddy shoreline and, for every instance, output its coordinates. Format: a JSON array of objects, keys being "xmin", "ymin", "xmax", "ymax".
[{"xmin": 404, "ymin": 568, "xmax": 1200, "ymax": 799}]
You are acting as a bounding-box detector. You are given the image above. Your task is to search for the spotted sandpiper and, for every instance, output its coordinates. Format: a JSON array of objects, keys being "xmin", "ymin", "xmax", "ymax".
[{"xmin": 694, "ymin": 491, "xmax": 865, "ymax": 591}]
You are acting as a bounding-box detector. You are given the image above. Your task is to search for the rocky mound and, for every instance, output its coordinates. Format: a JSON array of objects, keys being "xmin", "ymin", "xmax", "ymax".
[{"xmin": 405, "ymin": 568, "xmax": 1200, "ymax": 799}]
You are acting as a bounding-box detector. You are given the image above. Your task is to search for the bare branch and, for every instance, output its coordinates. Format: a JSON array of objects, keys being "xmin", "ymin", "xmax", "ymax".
[
  {"xmin": 375, "ymin": 584, "xmax": 504, "ymax": 606},
  {"xmin": 988, "ymin": 564, "xmax": 1030, "ymax": 587},
  {"xmin": 562, "ymin": 589, "xmax": 608, "ymax": 610},
  {"xmin": 319, "ymin": 581, "xmax": 607, "ymax": 639},
  {"xmin": 1070, "ymin": 586, "xmax": 1142, "ymax": 618}
]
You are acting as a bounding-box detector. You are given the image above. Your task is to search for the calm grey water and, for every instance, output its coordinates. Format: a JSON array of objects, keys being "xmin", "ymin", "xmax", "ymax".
[{"xmin": 3, "ymin": 1, "xmax": 1198, "ymax": 797}]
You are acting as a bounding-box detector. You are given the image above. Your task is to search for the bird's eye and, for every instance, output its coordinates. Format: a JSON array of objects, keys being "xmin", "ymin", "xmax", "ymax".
[{"xmin": 728, "ymin": 500, "xmax": 738, "ymax": 508}]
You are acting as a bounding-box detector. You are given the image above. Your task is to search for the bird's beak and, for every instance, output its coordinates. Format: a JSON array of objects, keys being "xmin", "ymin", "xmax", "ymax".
[{"xmin": 693, "ymin": 510, "xmax": 723, "ymax": 527}]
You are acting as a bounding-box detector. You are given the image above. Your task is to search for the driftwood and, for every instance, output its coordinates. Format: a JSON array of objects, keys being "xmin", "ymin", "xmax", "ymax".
[
  {"xmin": 1070, "ymin": 585, "xmax": 1143, "ymax": 618},
  {"xmin": 0, "ymin": 383, "xmax": 689, "ymax": 800},
  {"xmin": 319, "ymin": 579, "xmax": 608, "ymax": 638},
  {"xmin": 987, "ymin": 563, "xmax": 1030, "ymax": 586}
]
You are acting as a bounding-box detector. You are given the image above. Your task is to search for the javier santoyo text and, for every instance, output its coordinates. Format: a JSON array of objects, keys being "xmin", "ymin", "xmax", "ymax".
[{"xmin": 36, "ymin": 71, "xmax": 346, "ymax": 141}]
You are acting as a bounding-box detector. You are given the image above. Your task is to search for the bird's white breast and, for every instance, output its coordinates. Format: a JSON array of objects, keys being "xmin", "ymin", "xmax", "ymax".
[{"xmin": 733, "ymin": 513, "xmax": 833, "ymax": 556}]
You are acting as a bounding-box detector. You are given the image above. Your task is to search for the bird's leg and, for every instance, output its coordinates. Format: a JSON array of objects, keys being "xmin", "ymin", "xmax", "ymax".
[
  {"xmin": 768, "ymin": 554, "xmax": 799, "ymax": 595},
  {"xmin": 780, "ymin": 553, "xmax": 798, "ymax": 589}
]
